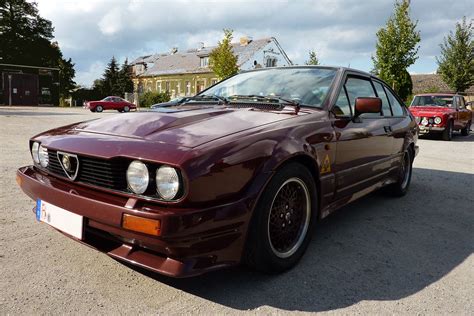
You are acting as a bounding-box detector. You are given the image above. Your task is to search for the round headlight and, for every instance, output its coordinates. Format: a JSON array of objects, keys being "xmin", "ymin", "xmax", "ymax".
[
  {"xmin": 126, "ymin": 160, "xmax": 149, "ymax": 194},
  {"xmin": 421, "ymin": 117, "xmax": 429, "ymax": 126},
  {"xmin": 31, "ymin": 142, "xmax": 40, "ymax": 164},
  {"xmin": 434, "ymin": 116, "xmax": 442, "ymax": 124},
  {"xmin": 156, "ymin": 165, "xmax": 180, "ymax": 200},
  {"xmin": 38, "ymin": 145, "xmax": 49, "ymax": 167}
]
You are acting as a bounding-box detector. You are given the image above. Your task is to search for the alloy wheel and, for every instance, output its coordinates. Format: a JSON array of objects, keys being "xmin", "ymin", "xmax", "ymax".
[{"xmin": 267, "ymin": 177, "xmax": 311, "ymax": 258}]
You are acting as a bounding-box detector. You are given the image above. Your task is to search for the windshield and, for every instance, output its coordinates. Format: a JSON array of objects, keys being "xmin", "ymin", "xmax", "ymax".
[
  {"xmin": 201, "ymin": 68, "xmax": 337, "ymax": 108},
  {"xmin": 412, "ymin": 95, "xmax": 454, "ymax": 107}
]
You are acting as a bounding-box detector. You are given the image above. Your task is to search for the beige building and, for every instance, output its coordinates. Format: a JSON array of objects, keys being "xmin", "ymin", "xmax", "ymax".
[{"xmin": 130, "ymin": 37, "xmax": 292, "ymax": 99}]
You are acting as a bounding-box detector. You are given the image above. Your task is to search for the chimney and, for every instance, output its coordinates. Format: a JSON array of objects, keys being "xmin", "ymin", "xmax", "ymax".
[
  {"xmin": 240, "ymin": 36, "xmax": 253, "ymax": 46},
  {"xmin": 170, "ymin": 47, "xmax": 178, "ymax": 54},
  {"xmin": 197, "ymin": 42, "xmax": 205, "ymax": 50}
]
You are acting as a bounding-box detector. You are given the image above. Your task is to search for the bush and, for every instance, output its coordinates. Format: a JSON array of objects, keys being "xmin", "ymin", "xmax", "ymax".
[
  {"xmin": 139, "ymin": 91, "xmax": 171, "ymax": 107},
  {"xmin": 59, "ymin": 97, "xmax": 70, "ymax": 107}
]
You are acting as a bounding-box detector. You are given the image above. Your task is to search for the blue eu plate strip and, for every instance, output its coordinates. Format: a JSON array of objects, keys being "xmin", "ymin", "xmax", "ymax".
[{"xmin": 36, "ymin": 199, "xmax": 41, "ymax": 221}]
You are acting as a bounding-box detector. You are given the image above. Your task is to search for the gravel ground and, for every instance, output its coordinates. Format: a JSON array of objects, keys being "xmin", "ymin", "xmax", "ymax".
[{"xmin": 1, "ymin": 106, "xmax": 473, "ymax": 315}]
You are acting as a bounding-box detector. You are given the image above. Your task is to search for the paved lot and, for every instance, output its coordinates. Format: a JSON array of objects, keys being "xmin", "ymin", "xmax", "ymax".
[{"xmin": 1, "ymin": 106, "xmax": 473, "ymax": 315}]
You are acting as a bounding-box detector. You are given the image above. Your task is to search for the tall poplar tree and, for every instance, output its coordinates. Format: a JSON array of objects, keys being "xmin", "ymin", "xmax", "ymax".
[
  {"xmin": 436, "ymin": 17, "xmax": 474, "ymax": 92},
  {"xmin": 372, "ymin": 0, "xmax": 420, "ymax": 100},
  {"xmin": 209, "ymin": 29, "xmax": 239, "ymax": 80}
]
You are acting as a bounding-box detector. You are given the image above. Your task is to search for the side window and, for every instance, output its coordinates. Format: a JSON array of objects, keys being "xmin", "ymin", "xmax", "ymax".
[
  {"xmin": 345, "ymin": 77, "xmax": 378, "ymax": 117},
  {"xmin": 333, "ymin": 87, "xmax": 351, "ymax": 116},
  {"xmin": 373, "ymin": 81, "xmax": 392, "ymax": 116},
  {"xmin": 459, "ymin": 97, "xmax": 466, "ymax": 109},
  {"xmin": 385, "ymin": 87, "xmax": 406, "ymax": 116}
]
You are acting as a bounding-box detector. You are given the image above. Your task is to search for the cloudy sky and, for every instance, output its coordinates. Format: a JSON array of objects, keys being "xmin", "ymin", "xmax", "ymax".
[{"xmin": 36, "ymin": 0, "xmax": 473, "ymax": 87}]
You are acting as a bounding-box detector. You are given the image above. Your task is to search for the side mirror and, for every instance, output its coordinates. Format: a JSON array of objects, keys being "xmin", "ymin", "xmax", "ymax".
[{"xmin": 354, "ymin": 97, "xmax": 382, "ymax": 117}]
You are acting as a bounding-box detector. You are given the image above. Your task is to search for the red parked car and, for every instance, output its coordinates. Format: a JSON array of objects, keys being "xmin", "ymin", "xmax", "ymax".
[
  {"xmin": 17, "ymin": 66, "xmax": 419, "ymax": 277},
  {"xmin": 409, "ymin": 93, "xmax": 472, "ymax": 140},
  {"xmin": 85, "ymin": 96, "xmax": 136, "ymax": 113}
]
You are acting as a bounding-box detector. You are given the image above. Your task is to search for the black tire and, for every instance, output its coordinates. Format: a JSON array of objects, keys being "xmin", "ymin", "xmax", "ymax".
[
  {"xmin": 442, "ymin": 120, "xmax": 453, "ymax": 141},
  {"xmin": 244, "ymin": 163, "xmax": 317, "ymax": 274},
  {"xmin": 117, "ymin": 109, "xmax": 123, "ymax": 113},
  {"xmin": 123, "ymin": 106, "xmax": 130, "ymax": 112},
  {"xmin": 95, "ymin": 105, "xmax": 104, "ymax": 113},
  {"xmin": 385, "ymin": 149, "xmax": 413, "ymax": 197},
  {"xmin": 461, "ymin": 121, "xmax": 471, "ymax": 136}
]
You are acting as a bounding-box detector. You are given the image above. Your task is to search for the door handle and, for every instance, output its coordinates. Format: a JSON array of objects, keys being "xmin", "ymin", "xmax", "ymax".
[{"xmin": 384, "ymin": 126, "xmax": 392, "ymax": 135}]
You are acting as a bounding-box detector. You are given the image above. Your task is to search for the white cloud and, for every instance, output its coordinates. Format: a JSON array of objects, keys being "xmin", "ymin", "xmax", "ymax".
[
  {"xmin": 36, "ymin": 0, "xmax": 473, "ymax": 85},
  {"xmin": 98, "ymin": 8, "xmax": 124, "ymax": 35}
]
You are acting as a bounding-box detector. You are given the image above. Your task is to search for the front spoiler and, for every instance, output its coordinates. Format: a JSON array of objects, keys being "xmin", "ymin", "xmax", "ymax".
[{"xmin": 17, "ymin": 165, "xmax": 251, "ymax": 277}]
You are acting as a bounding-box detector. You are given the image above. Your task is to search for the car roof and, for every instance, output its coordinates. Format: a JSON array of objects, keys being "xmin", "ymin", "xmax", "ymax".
[
  {"xmin": 241, "ymin": 65, "xmax": 374, "ymax": 77},
  {"xmin": 414, "ymin": 93, "xmax": 457, "ymax": 97}
]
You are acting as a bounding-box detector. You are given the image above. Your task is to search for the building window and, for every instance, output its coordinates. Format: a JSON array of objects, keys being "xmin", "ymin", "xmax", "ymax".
[
  {"xmin": 177, "ymin": 82, "xmax": 181, "ymax": 95},
  {"xmin": 165, "ymin": 81, "xmax": 170, "ymax": 92},
  {"xmin": 156, "ymin": 81, "xmax": 161, "ymax": 93},
  {"xmin": 211, "ymin": 79, "xmax": 218, "ymax": 85},
  {"xmin": 266, "ymin": 57, "xmax": 277, "ymax": 67},
  {"xmin": 185, "ymin": 81, "xmax": 191, "ymax": 96},
  {"xmin": 200, "ymin": 57, "xmax": 209, "ymax": 67}
]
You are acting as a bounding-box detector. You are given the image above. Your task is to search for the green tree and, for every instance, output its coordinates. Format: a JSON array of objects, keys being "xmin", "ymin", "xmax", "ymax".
[
  {"xmin": 372, "ymin": 0, "xmax": 420, "ymax": 100},
  {"xmin": 118, "ymin": 58, "xmax": 134, "ymax": 95},
  {"xmin": 57, "ymin": 54, "xmax": 76, "ymax": 98},
  {"xmin": 0, "ymin": 0, "xmax": 76, "ymax": 98},
  {"xmin": 97, "ymin": 56, "xmax": 121, "ymax": 96},
  {"xmin": 436, "ymin": 17, "xmax": 474, "ymax": 92},
  {"xmin": 209, "ymin": 29, "xmax": 239, "ymax": 80},
  {"xmin": 305, "ymin": 50, "xmax": 320, "ymax": 65},
  {"xmin": 0, "ymin": 0, "xmax": 54, "ymax": 65}
]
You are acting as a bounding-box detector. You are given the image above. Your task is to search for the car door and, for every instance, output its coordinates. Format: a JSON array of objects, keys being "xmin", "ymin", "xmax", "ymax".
[
  {"xmin": 456, "ymin": 96, "xmax": 471, "ymax": 128},
  {"xmin": 102, "ymin": 97, "xmax": 112, "ymax": 110},
  {"xmin": 331, "ymin": 74, "xmax": 393, "ymax": 200},
  {"xmin": 376, "ymin": 81, "xmax": 412, "ymax": 172},
  {"xmin": 112, "ymin": 97, "xmax": 122, "ymax": 110}
]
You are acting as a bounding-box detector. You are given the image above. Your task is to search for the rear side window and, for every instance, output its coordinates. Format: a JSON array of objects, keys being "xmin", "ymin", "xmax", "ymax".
[
  {"xmin": 345, "ymin": 77, "xmax": 378, "ymax": 117},
  {"xmin": 385, "ymin": 88, "xmax": 406, "ymax": 116},
  {"xmin": 373, "ymin": 81, "xmax": 392, "ymax": 116}
]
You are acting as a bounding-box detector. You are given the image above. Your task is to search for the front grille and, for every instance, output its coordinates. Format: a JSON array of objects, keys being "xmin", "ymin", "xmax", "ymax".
[{"xmin": 47, "ymin": 150, "xmax": 127, "ymax": 190}]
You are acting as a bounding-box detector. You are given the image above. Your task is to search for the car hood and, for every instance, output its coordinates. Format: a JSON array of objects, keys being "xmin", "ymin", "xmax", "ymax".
[
  {"xmin": 67, "ymin": 106, "xmax": 305, "ymax": 148},
  {"xmin": 409, "ymin": 106, "xmax": 452, "ymax": 116}
]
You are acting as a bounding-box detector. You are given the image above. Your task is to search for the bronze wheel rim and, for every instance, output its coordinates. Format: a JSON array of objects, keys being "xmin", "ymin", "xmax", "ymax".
[{"xmin": 267, "ymin": 177, "xmax": 311, "ymax": 258}]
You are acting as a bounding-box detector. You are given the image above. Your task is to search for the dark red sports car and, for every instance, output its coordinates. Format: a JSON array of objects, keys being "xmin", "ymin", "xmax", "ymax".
[
  {"xmin": 85, "ymin": 96, "xmax": 136, "ymax": 113},
  {"xmin": 17, "ymin": 66, "xmax": 419, "ymax": 277},
  {"xmin": 409, "ymin": 93, "xmax": 472, "ymax": 140}
]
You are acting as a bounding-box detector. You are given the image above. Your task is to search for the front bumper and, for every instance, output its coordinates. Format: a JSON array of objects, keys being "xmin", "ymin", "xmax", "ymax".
[
  {"xmin": 418, "ymin": 125, "xmax": 445, "ymax": 134},
  {"xmin": 17, "ymin": 166, "xmax": 251, "ymax": 277}
]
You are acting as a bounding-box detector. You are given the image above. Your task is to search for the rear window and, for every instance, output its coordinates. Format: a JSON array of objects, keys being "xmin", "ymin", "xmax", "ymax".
[
  {"xmin": 411, "ymin": 95, "xmax": 453, "ymax": 107},
  {"xmin": 386, "ymin": 89, "xmax": 406, "ymax": 116}
]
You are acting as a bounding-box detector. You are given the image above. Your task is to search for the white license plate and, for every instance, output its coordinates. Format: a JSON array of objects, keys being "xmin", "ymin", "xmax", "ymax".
[{"xmin": 36, "ymin": 200, "xmax": 84, "ymax": 239}]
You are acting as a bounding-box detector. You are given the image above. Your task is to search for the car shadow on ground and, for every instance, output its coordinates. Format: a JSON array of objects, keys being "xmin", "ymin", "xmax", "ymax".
[{"xmin": 125, "ymin": 167, "xmax": 473, "ymax": 312}]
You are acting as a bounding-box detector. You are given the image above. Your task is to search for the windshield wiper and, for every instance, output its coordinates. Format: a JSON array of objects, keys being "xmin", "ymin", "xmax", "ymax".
[
  {"xmin": 182, "ymin": 94, "xmax": 229, "ymax": 105},
  {"xmin": 228, "ymin": 95, "xmax": 301, "ymax": 113}
]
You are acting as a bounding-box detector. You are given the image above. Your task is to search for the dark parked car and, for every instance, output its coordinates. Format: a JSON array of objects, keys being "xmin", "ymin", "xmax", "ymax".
[
  {"xmin": 85, "ymin": 96, "xmax": 137, "ymax": 113},
  {"xmin": 17, "ymin": 66, "xmax": 419, "ymax": 277},
  {"xmin": 150, "ymin": 97, "xmax": 187, "ymax": 109},
  {"xmin": 409, "ymin": 93, "xmax": 472, "ymax": 140}
]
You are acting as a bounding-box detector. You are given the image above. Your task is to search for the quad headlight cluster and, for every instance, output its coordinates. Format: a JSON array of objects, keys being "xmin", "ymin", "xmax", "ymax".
[
  {"xmin": 420, "ymin": 116, "xmax": 442, "ymax": 126},
  {"xmin": 126, "ymin": 160, "xmax": 181, "ymax": 200},
  {"xmin": 31, "ymin": 142, "xmax": 49, "ymax": 168}
]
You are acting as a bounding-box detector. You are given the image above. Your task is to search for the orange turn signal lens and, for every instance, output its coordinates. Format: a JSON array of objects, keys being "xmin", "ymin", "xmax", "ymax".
[
  {"xmin": 122, "ymin": 214, "xmax": 161, "ymax": 236},
  {"xmin": 16, "ymin": 174, "xmax": 22, "ymax": 186}
]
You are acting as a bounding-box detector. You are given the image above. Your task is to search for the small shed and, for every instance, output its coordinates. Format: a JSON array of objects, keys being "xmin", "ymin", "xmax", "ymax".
[{"xmin": 0, "ymin": 63, "xmax": 60, "ymax": 106}]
